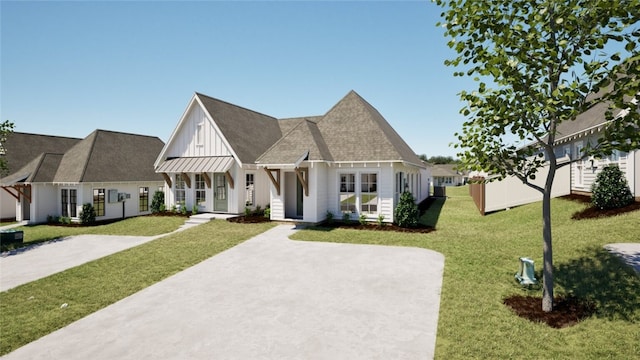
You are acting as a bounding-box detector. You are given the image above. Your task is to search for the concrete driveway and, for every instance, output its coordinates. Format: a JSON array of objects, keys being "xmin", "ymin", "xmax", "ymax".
[{"xmin": 1, "ymin": 225, "xmax": 445, "ymax": 359}]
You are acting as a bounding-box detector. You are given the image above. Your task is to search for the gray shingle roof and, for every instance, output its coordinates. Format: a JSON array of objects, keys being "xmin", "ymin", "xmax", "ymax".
[
  {"xmin": 256, "ymin": 119, "xmax": 333, "ymax": 164},
  {"xmin": 430, "ymin": 164, "xmax": 465, "ymax": 177},
  {"xmin": 315, "ymin": 90, "xmax": 424, "ymax": 165},
  {"xmin": 0, "ymin": 132, "xmax": 80, "ymax": 175},
  {"xmin": 54, "ymin": 130, "xmax": 165, "ymax": 182},
  {"xmin": 196, "ymin": 93, "xmax": 282, "ymax": 164}
]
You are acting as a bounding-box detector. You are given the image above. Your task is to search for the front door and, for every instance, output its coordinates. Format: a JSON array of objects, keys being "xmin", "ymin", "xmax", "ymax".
[{"xmin": 214, "ymin": 173, "xmax": 227, "ymax": 212}]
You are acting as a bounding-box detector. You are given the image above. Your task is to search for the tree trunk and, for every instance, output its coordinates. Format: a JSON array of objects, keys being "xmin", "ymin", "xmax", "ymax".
[{"xmin": 542, "ymin": 160, "xmax": 556, "ymax": 312}]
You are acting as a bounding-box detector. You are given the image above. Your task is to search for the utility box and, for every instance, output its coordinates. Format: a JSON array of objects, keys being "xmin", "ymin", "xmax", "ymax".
[
  {"xmin": 515, "ymin": 257, "xmax": 537, "ymax": 285},
  {"xmin": 0, "ymin": 230, "xmax": 24, "ymax": 245}
]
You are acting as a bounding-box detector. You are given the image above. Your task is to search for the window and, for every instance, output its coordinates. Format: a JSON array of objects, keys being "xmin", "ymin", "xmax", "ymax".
[
  {"xmin": 139, "ymin": 187, "xmax": 149, "ymax": 212},
  {"xmin": 360, "ymin": 173, "xmax": 378, "ymax": 213},
  {"xmin": 70, "ymin": 189, "xmax": 77, "ymax": 217},
  {"xmin": 93, "ymin": 188, "xmax": 105, "ymax": 216},
  {"xmin": 175, "ymin": 174, "xmax": 186, "ymax": 204},
  {"xmin": 61, "ymin": 189, "xmax": 68, "ymax": 217},
  {"xmin": 195, "ymin": 174, "xmax": 206, "ymax": 206},
  {"xmin": 245, "ymin": 173, "xmax": 255, "ymax": 206},
  {"xmin": 339, "ymin": 173, "xmax": 356, "ymax": 213}
]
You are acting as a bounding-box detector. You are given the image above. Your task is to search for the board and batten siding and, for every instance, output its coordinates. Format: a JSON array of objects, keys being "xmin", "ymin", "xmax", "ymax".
[{"xmin": 165, "ymin": 104, "xmax": 233, "ymax": 159}]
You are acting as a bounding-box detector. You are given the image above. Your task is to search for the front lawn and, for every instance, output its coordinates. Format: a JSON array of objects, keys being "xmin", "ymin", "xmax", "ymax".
[
  {"xmin": 0, "ymin": 220, "xmax": 275, "ymax": 355},
  {"xmin": 291, "ymin": 186, "xmax": 640, "ymax": 359}
]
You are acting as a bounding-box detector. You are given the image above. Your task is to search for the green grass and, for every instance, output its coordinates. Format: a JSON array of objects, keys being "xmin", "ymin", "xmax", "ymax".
[
  {"xmin": 1, "ymin": 216, "xmax": 186, "ymax": 251},
  {"xmin": 291, "ymin": 186, "xmax": 640, "ymax": 359},
  {"xmin": 0, "ymin": 220, "xmax": 275, "ymax": 355}
]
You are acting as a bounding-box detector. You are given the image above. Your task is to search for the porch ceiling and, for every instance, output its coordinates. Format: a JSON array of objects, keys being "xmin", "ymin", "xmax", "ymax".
[{"xmin": 156, "ymin": 156, "xmax": 234, "ymax": 173}]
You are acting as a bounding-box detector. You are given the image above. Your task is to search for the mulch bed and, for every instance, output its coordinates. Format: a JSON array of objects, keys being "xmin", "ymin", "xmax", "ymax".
[
  {"xmin": 503, "ymin": 295, "xmax": 596, "ymax": 328},
  {"xmin": 227, "ymin": 215, "xmax": 271, "ymax": 224},
  {"xmin": 562, "ymin": 194, "xmax": 640, "ymax": 220}
]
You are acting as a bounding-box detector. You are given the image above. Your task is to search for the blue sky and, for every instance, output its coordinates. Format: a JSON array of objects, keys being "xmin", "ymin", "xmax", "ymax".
[{"xmin": 1, "ymin": 1, "xmax": 474, "ymax": 158}]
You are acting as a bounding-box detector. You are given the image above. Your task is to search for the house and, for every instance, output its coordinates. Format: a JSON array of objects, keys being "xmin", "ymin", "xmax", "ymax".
[
  {"xmin": 0, "ymin": 130, "xmax": 165, "ymax": 224},
  {"xmin": 431, "ymin": 164, "xmax": 467, "ymax": 187},
  {"xmin": 0, "ymin": 132, "xmax": 81, "ymax": 221},
  {"xmin": 154, "ymin": 90, "xmax": 430, "ymax": 223},
  {"xmin": 549, "ymin": 98, "xmax": 639, "ymax": 200}
]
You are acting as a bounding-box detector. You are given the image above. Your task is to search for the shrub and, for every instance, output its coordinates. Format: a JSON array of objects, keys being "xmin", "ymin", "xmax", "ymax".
[
  {"xmin": 359, "ymin": 214, "xmax": 367, "ymax": 225},
  {"xmin": 181, "ymin": 203, "xmax": 187, "ymax": 215},
  {"xmin": 325, "ymin": 211, "xmax": 334, "ymax": 224},
  {"xmin": 79, "ymin": 203, "xmax": 96, "ymax": 225},
  {"xmin": 377, "ymin": 214, "xmax": 385, "ymax": 226},
  {"xmin": 244, "ymin": 207, "xmax": 252, "ymax": 216},
  {"xmin": 395, "ymin": 191, "xmax": 419, "ymax": 228},
  {"xmin": 150, "ymin": 191, "xmax": 165, "ymax": 213},
  {"xmin": 342, "ymin": 212, "xmax": 351, "ymax": 223},
  {"xmin": 59, "ymin": 216, "xmax": 71, "ymax": 225},
  {"xmin": 192, "ymin": 204, "xmax": 198, "ymax": 215},
  {"xmin": 264, "ymin": 205, "xmax": 271, "ymax": 219},
  {"xmin": 591, "ymin": 164, "xmax": 634, "ymax": 210}
]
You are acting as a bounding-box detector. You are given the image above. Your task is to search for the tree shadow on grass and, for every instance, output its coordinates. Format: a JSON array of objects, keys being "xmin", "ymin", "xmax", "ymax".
[
  {"xmin": 419, "ymin": 197, "xmax": 446, "ymax": 228},
  {"xmin": 555, "ymin": 246, "xmax": 640, "ymax": 322}
]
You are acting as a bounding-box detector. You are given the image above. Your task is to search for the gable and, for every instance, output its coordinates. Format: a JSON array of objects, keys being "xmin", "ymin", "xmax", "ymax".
[
  {"xmin": 0, "ymin": 132, "xmax": 80, "ymax": 174},
  {"xmin": 159, "ymin": 98, "xmax": 234, "ymax": 161}
]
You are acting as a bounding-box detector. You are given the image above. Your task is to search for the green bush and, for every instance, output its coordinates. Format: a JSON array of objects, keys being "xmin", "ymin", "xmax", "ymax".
[
  {"xmin": 150, "ymin": 191, "xmax": 164, "ymax": 213},
  {"xmin": 79, "ymin": 203, "xmax": 96, "ymax": 225},
  {"xmin": 192, "ymin": 204, "xmax": 198, "ymax": 215},
  {"xmin": 377, "ymin": 214, "xmax": 385, "ymax": 226},
  {"xmin": 325, "ymin": 211, "xmax": 334, "ymax": 224},
  {"xmin": 342, "ymin": 212, "xmax": 351, "ymax": 223},
  {"xmin": 359, "ymin": 214, "xmax": 367, "ymax": 225},
  {"xmin": 395, "ymin": 191, "xmax": 419, "ymax": 228},
  {"xmin": 264, "ymin": 206, "xmax": 271, "ymax": 218},
  {"xmin": 591, "ymin": 164, "xmax": 634, "ymax": 210}
]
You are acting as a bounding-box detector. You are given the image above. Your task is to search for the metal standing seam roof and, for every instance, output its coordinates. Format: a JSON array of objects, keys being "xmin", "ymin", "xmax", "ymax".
[{"xmin": 156, "ymin": 156, "xmax": 235, "ymax": 173}]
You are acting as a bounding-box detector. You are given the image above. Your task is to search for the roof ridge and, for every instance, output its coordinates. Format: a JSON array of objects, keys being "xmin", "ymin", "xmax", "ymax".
[
  {"xmin": 92, "ymin": 129, "xmax": 163, "ymax": 140},
  {"xmin": 9, "ymin": 132, "xmax": 83, "ymax": 140},
  {"xmin": 195, "ymin": 92, "xmax": 278, "ymax": 121},
  {"xmin": 78, "ymin": 131, "xmax": 99, "ymax": 182}
]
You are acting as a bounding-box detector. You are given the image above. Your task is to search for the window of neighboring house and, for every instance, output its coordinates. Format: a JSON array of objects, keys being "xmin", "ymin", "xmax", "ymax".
[
  {"xmin": 360, "ymin": 173, "xmax": 378, "ymax": 213},
  {"xmin": 195, "ymin": 174, "xmax": 206, "ymax": 206},
  {"xmin": 93, "ymin": 188, "xmax": 105, "ymax": 216},
  {"xmin": 196, "ymin": 123, "xmax": 204, "ymax": 145},
  {"xmin": 245, "ymin": 173, "xmax": 255, "ymax": 206},
  {"xmin": 563, "ymin": 145, "xmax": 571, "ymax": 158},
  {"xmin": 61, "ymin": 189, "xmax": 68, "ymax": 217},
  {"xmin": 575, "ymin": 142, "xmax": 584, "ymax": 186},
  {"xmin": 339, "ymin": 173, "xmax": 356, "ymax": 213},
  {"xmin": 175, "ymin": 174, "xmax": 186, "ymax": 205},
  {"xmin": 139, "ymin": 187, "xmax": 149, "ymax": 212}
]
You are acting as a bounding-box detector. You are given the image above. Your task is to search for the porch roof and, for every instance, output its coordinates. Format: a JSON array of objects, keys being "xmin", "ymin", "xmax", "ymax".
[{"xmin": 156, "ymin": 156, "xmax": 235, "ymax": 173}]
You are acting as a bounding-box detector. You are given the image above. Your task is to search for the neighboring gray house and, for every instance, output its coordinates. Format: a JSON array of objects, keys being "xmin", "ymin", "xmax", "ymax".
[
  {"xmin": 0, "ymin": 132, "xmax": 81, "ymax": 221},
  {"xmin": 1, "ymin": 130, "xmax": 165, "ymax": 224},
  {"xmin": 431, "ymin": 164, "xmax": 467, "ymax": 187},
  {"xmin": 155, "ymin": 90, "xmax": 430, "ymax": 223}
]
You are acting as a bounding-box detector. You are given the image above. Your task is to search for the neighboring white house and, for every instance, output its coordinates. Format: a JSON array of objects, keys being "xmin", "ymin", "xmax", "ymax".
[
  {"xmin": 0, "ymin": 130, "xmax": 165, "ymax": 224},
  {"xmin": 431, "ymin": 164, "xmax": 468, "ymax": 187},
  {"xmin": 154, "ymin": 90, "xmax": 430, "ymax": 223},
  {"xmin": 1, "ymin": 132, "xmax": 81, "ymax": 221},
  {"xmin": 549, "ymin": 99, "xmax": 639, "ymax": 200}
]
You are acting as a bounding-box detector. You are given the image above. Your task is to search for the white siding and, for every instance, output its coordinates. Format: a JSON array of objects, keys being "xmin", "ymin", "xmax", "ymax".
[
  {"xmin": 0, "ymin": 190, "xmax": 16, "ymax": 220},
  {"xmin": 163, "ymin": 104, "xmax": 232, "ymax": 159}
]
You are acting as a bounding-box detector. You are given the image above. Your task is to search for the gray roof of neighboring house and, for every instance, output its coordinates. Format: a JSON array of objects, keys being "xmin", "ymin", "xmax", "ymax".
[
  {"xmin": 196, "ymin": 92, "xmax": 283, "ymax": 164},
  {"xmin": 1, "ymin": 130, "xmax": 165, "ymax": 184},
  {"xmin": 256, "ymin": 90, "xmax": 424, "ymax": 167},
  {"xmin": 0, "ymin": 132, "xmax": 81, "ymax": 175},
  {"xmin": 430, "ymin": 164, "xmax": 465, "ymax": 177}
]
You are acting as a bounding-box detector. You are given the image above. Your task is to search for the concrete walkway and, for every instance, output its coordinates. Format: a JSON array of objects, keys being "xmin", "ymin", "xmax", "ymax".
[
  {"xmin": 1, "ymin": 225, "xmax": 445, "ymax": 359},
  {"xmin": 0, "ymin": 234, "xmax": 162, "ymax": 292},
  {"xmin": 605, "ymin": 243, "xmax": 640, "ymax": 274}
]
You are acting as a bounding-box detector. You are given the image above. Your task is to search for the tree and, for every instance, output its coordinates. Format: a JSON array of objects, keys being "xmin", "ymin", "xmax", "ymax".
[
  {"xmin": 435, "ymin": 0, "xmax": 640, "ymax": 312},
  {"xmin": 394, "ymin": 191, "xmax": 420, "ymax": 228},
  {"xmin": 428, "ymin": 155, "xmax": 458, "ymax": 164},
  {"xmin": 0, "ymin": 120, "xmax": 15, "ymax": 176}
]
